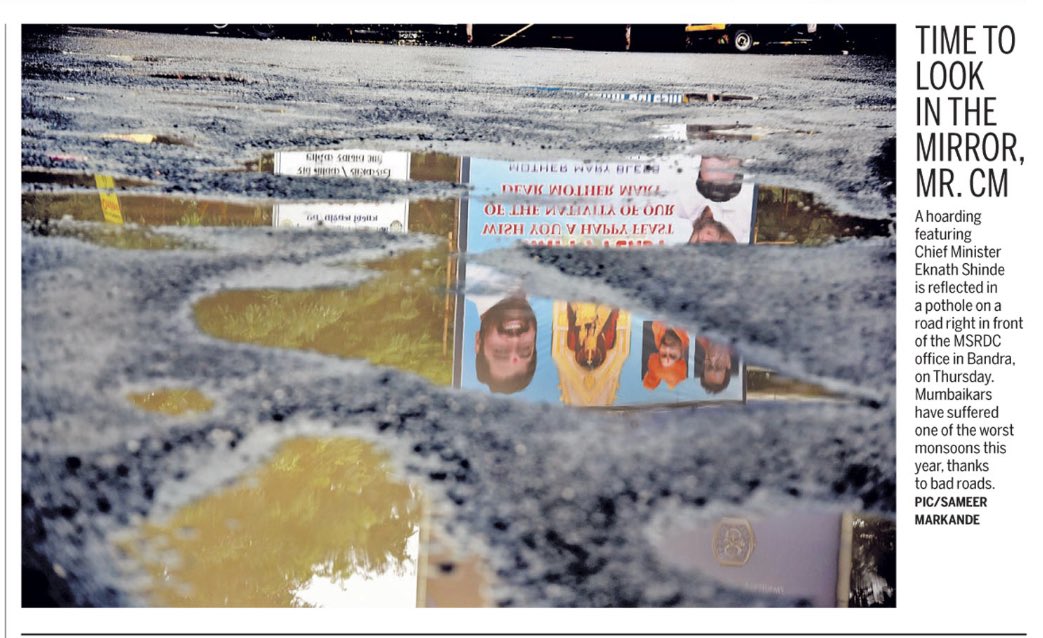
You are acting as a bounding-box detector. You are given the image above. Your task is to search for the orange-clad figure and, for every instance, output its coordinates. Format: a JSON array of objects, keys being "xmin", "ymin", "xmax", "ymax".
[{"xmin": 642, "ymin": 322, "xmax": 690, "ymax": 389}]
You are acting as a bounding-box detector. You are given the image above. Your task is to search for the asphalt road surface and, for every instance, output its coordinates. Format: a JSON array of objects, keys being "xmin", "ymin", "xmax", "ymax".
[{"xmin": 23, "ymin": 26, "xmax": 895, "ymax": 216}]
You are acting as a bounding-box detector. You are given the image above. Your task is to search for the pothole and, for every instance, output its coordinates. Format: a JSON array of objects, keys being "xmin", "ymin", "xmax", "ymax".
[{"xmin": 193, "ymin": 246, "xmax": 847, "ymax": 409}]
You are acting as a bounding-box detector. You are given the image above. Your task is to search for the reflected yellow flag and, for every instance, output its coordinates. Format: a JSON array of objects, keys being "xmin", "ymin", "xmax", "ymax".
[{"xmin": 94, "ymin": 174, "xmax": 123, "ymax": 224}]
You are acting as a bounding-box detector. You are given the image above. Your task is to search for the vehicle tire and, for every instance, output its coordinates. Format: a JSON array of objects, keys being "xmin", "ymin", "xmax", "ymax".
[
  {"xmin": 732, "ymin": 30, "xmax": 754, "ymax": 52},
  {"xmin": 250, "ymin": 24, "xmax": 277, "ymax": 40}
]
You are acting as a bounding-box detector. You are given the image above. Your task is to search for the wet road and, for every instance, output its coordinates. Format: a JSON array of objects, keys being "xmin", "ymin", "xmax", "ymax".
[
  {"xmin": 23, "ymin": 27, "xmax": 894, "ymax": 216},
  {"xmin": 21, "ymin": 27, "xmax": 896, "ymax": 608}
]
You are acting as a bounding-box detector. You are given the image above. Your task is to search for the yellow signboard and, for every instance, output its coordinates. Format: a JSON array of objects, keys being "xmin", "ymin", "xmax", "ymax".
[
  {"xmin": 685, "ymin": 24, "xmax": 727, "ymax": 32},
  {"xmin": 94, "ymin": 174, "xmax": 123, "ymax": 224}
]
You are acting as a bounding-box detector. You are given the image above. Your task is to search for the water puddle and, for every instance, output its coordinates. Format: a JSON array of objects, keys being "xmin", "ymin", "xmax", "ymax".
[
  {"xmin": 148, "ymin": 72, "xmax": 251, "ymax": 84},
  {"xmin": 23, "ymin": 192, "xmax": 272, "ymax": 227},
  {"xmin": 25, "ymin": 217, "xmax": 191, "ymax": 251},
  {"xmin": 193, "ymin": 245, "xmax": 848, "ymax": 409},
  {"xmin": 24, "ymin": 144, "xmax": 889, "ymax": 605},
  {"xmin": 117, "ymin": 437, "xmax": 489, "ymax": 607},
  {"xmin": 22, "ymin": 149, "xmax": 888, "ymax": 250},
  {"xmin": 20, "ymin": 148, "xmax": 879, "ymax": 402},
  {"xmin": 100, "ymin": 133, "xmax": 192, "ymax": 146},
  {"xmin": 532, "ymin": 87, "xmax": 755, "ymax": 105},
  {"xmin": 178, "ymin": 249, "xmax": 720, "ymax": 410},
  {"xmin": 653, "ymin": 509, "xmax": 895, "ymax": 607},
  {"xmin": 193, "ymin": 247, "xmax": 457, "ymax": 386},
  {"xmin": 127, "ymin": 388, "xmax": 215, "ymax": 416},
  {"xmin": 659, "ymin": 123, "xmax": 815, "ymax": 142},
  {"xmin": 23, "ymin": 169, "xmax": 155, "ymax": 189}
]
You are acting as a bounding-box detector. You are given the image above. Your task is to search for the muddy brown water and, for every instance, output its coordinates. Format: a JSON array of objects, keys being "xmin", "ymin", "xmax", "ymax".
[{"xmin": 127, "ymin": 388, "xmax": 215, "ymax": 416}]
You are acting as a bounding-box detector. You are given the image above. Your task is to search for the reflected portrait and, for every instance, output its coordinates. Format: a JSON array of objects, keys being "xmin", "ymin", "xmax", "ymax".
[
  {"xmin": 689, "ymin": 206, "xmax": 738, "ymax": 244},
  {"xmin": 694, "ymin": 336, "xmax": 740, "ymax": 393},
  {"xmin": 696, "ymin": 155, "xmax": 744, "ymax": 203},
  {"xmin": 641, "ymin": 321, "xmax": 690, "ymax": 390},
  {"xmin": 474, "ymin": 294, "xmax": 538, "ymax": 394}
]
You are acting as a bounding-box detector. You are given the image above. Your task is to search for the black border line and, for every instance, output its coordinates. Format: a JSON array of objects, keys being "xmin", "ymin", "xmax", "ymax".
[
  {"xmin": 4, "ymin": 21, "xmax": 1022, "ymax": 638},
  {"xmin": 17, "ymin": 633, "xmax": 1032, "ymax": 637},
  {"xmin": 6, "ymin": 22, "xmax": 10, "ymax": 638}
]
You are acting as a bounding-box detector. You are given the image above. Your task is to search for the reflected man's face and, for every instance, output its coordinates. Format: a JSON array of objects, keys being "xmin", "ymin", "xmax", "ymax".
[
  {"xmin": 690, "ymin": 225, "xmax": 725, "ymax": 244},
  {"xmin": 701, "ymin": 341, "xmax": 733, "ymax": 388},
  {"xmin": 476, "ymin": 297, "xmax": 537, "ymax": 383},
  {"xmin": 658, "ymin": 339, "xmax": 682, "ymax": 367}
]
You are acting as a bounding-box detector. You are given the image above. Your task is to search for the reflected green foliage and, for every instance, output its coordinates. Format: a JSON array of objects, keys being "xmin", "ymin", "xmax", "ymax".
[
  {"xmin": 754, "ymin": 186, "xmax": 891, "ymax": 245},
  {"xmin": 23, "ymin": 217, "xmax": 190, "ymax": 250},
  {"xmin": 22, "ymin": 193, "xmax": 272, "ymax": 226},
  {"xmin": 128, "ymin": 438, "xmax": 421, "ymax": 607},
  {"xmin": 193, "ymin": 246, "xmax": 456, "ymax": 385}
]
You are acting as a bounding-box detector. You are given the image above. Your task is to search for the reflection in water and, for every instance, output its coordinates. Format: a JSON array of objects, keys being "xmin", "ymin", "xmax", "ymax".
[
  {"xmin": 745, "ymin": 367, "xmax": 845, "ymax": 402},
  {"xmin": 839, "ymin": 512, "xmax": 896, "ymax": 607},
  {"xmin": 193, "ymin": 249, "xmax": 753, "ymax": 410},
  {"xmin": 694, "ymin": 337, "xmax": 740, "ymax": 395},
  {"xmin": 22, "ymin": 192, "xmax": 272, "ymax": 226},
  {"xmin": 534, "ymin": 87, "xmax": 755, "ymax": 105},
  {"xmin": 127, "ymin": 388, "xmax": 215, "ymax": 416},
  {"xmin": 23, "ymin": 170, "xmax": 155, "ymax": 189},
  {"xmin": 192, "ymin": 244, "xmax": 856, "ymax": 410},
  {"xmin": 458, "ymin": 265, "xmax": 749, "ymax": 408},
  {"xmin": 123, "ymin": 438, "xmax": 423, "ymax": 607},
  {"xmin": 552, "ymin": 302, "xmax": 630, "ymax": 406},
  {"xmin": 471, "ymin": 293, "xmax": 539, "ymax": 395},
  {"xmin": 754, "ymin": 185, "xmax": 892, "ymax": 245},
  {"xmin": 194, "ymin": 247, "xmax": 457, "ymax": 386},
  {"xmin": 99, "ymin": 132, "xmax": 190, "ymax": 146},
  {"xmin": 655, "ymin": 509, "xmax": 896, "ymax": 607},
  {"xmin": 420, "ymin": 533, "xmax": 492, "ymax": 608},
  {"xmin": 22, "ymin": 149, "xmax": 889, "ymax": 249},
  {"xmin": 25, "ymin": 145, "xmax": 889, "ymax": 606},
  {"xmin": 642, "ymin": 322, "xmax": 689, "ymax": 390},
  {"xmin": 24, "ymin": 217, "xmax": 191, "ymax": 251},
  {"xmin": 22, "ymin": 148, "xmax": 874, "ymax": 403}
]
